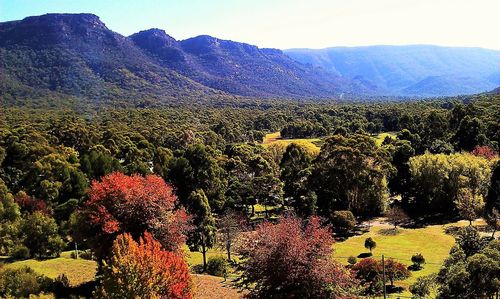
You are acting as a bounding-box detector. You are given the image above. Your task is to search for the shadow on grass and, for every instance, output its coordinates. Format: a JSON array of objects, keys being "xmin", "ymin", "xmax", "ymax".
[
  {"xmin": 386, "ymin": 285, "xmax": 405, "ymax": 294},
  {"xmin": 377, "ymin": 228, "xmax": 401, "ymax": 236},
  {"xmin": 357, "ymin": 252, "xmax": 373, "ymax": 258}
]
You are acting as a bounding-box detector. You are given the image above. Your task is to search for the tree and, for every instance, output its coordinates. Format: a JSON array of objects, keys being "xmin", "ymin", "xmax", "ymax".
[
  {"xmin": 81, "ymin": 172, "xmax": 190, "ymax": 259},
  {"xmin": 411, "ymin": 253, "xmax": 426, "ymax": 270},
  {"xmin": 186, "ymin": 189, "xmax": 216, "ymax": 272},
  {"xmin": 385, "ymin": 206, "xmax": 410, "ymax": 230},
  {"xmin": 218, "ymin": 210, "xmax": 245, "ymax": 262},
  {"xmin": 167, "ymin": 144, "xmax": 227, "ymax": 211},
  {"xmin": 410, "ymin": 275, "xmax": 436, "ymax": 298},
  {"xmin": 437, "ymin": 238, "xmax": 499, "ymax": 298},
  {"xmin": 384, "ymin": 258, "xmax": 411, "ymax": 286},
  {"xmin": 19, "ymin": 211, "xmax": 65, "ymax": 258},
  {"xmin": 365, "ymin": 237, "xmax": 377, "ymax": 254},
  {"xmin": 484, "ymin": 208, "xmax": 499, "ymax": 238},
  {"xmin": 80, "ymin": 148, "xmax": 123, "ymax": 180},
  {"xmin": 238, "ymin": 216, "xmax": 356, "ymax": 298},
  {"xmin": 455, "ymin": 188, "xmax": 484, "ymax": 225},
  {"xmin": 280, "ymin": 143, "xmax": 314, "ymax": 216},
  {"xmin": 0, "ymin": 181, "xmax": 20, "ymax": 255},
  {"xmin": 311, "ymin": 134, "xmax": 390, "ymax": 216},
  {"xmin": 454, "ymin": 116, "xmax": 487, "ymax": 151},
  {"xmin": 352, "ymin": 258, "xmax": 383, "ymax": 295},
  {"xmin": 406, "ymin": 153, "xmax": 492, "ymax": 216},
  {"xmin": 96, "ymin": 232, "xmax": 193, "ymax": 299},
  {"xmin": 330, "ymin": 210, "xmax": 356, "ymax": 236}
]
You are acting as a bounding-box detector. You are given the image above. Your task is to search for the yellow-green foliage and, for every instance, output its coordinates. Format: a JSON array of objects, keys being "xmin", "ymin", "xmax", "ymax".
[
  {"xmin": 409, "ymin": 152, "xmax": 493, "ymax": 204},
  {"xmin": 263, "ymin": 132, "xmax": 320, "ymax": 164},
  {"xmin": 374, "ymin": 132, "xmax": 397, "ymax": 146}
]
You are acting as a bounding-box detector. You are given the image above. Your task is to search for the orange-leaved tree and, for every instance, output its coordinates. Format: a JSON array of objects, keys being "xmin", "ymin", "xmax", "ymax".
[
  {"xmin": 81, "ymin": 172, "xmax": 190, "ymax": 259},
  {"xmin": 96, "ymin": 232, "xmax": 193, "ymax": 299}
]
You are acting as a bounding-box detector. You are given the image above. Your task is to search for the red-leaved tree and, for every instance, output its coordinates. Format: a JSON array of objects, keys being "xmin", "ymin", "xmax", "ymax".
[
  {"xmin": 472, "ymin": 145, "xmax": 498, "ymax": 160},
  {"xmin": 238, "ymin": 215, "xmax": 357, "ymax": 298},
  {"xmin": 82, "ymin": 172, "xmax": 190, "ymax": 259},
  {"xmin": 96, "ymin": 232, "xmax": 193, "ymax": 299}
]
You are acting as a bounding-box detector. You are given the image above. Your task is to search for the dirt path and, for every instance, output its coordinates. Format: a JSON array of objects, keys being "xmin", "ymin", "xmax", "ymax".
[{"xmin": 193, "ymin": 274, "xmax": 246, "ymax": 299}]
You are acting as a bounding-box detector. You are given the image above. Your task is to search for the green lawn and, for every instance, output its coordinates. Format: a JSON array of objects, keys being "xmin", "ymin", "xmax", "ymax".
[
  {"xmin": 2, "ymin": 251, "xmax": 97, "ymax": 286},
  {"xmin": 333, "ymin": 219, "xmax": 476, "ymax": 296}
]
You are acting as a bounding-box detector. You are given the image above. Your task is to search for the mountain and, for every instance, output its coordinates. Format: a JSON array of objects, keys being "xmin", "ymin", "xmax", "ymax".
[
  {"xmin": 0, "ymin": 14, "xmax": 370, "ymax": 107},
  {"xmin": 0, "ymin": 13, "xmax": 224, "ymax": 107},
  {"xmin": 285, "ymin": 45, "xmax": 500, "ymax": 96},
  {"xmin": 130, "ymin": 29, "xmax": 370, "ymax": 98}
]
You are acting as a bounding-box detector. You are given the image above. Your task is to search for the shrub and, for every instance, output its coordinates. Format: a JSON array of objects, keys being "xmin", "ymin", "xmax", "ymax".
[
  {"xmin": 330, "ymin": 210, "xmax": 356, "ymax": 235},
  {"xmin": 410, "ymin": 275, "xmax": 436, "ymax": 298},
  {"xmin": 11, "ymin": 244, "xmax": 30, "ymax": 260},
  {"xmin": 411, "ymin": 253, "xmax": 426, "ymax": 270},
  {"xmin": 0, "ymin": 267, "xmax": 53, "ymax": 298},
  {"xmin": 206, "ymin": 256, "xmax": 229, "ymax": 277},
  {"xmin": 347, "ymin": 256, "xmax": 357, "ymax": 265}
]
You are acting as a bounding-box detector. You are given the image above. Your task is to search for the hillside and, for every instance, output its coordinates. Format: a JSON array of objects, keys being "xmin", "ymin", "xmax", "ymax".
[
  {"xmin": 0, "ymin": 13, "xmax": 224, "ymax": 107},
  {"xmin": 285, "ymin": 45, "xmax": 500, "ymax": 96},
  {"xmin": 130, "ymin": 29, "xmax": 370, "ymax": 98},
  {"xmin": 0, "ymin": 14, "xmax": 374, "ymax": 107}
]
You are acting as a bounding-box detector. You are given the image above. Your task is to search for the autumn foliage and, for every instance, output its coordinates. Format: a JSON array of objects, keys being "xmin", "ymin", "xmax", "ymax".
[
  {"xmin": 96, "ymin": 232, "xmax": 193, "ymax": 299},
  {"xmin": 238, "ymin": 216, "xmax": 356, "ymax": 298},
  {"xmin": 83, "ymin": 172, "xmax": 190, "ymax": 258}
]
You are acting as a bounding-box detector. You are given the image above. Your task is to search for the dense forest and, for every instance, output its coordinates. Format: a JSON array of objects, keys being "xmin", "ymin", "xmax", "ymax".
[{"xmin": 0, "ymin": 90, "xmax": 499, "ymax": 298}]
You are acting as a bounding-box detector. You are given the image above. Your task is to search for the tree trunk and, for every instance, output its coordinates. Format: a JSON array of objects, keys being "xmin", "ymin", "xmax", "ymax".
[
  {"xmin": 201, "ymin": 233, "xmax": 207, "ymax": 272},
  {"xmin": 226, "ymin": 242, "xmax": 231, "ymax": 262},
  {"xmin": 251, "ymin": 204, "xmax": 255, "ymax": 216}
]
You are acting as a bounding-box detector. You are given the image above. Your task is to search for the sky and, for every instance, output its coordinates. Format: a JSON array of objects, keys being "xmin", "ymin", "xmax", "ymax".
[{"xmin": 1, "ymin": 0, "xmax": 500, "ymax": 50}]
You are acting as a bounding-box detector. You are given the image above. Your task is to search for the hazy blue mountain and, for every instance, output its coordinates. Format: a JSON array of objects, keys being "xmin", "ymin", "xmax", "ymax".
[{"xmin": 285, "ymin": 45, "xmax": 500, "ymax": 96}]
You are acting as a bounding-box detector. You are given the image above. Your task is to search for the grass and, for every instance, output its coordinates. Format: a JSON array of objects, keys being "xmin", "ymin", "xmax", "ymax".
[
  {"xmin": 262, "ymin": 131, "xmax": 321, "ymax": 155},
  {"xmin": 2, "ymin": 251, "xmax": 97, "ymax": 286},
  {"xmin": 374, "ymin": 132, "xmax": 397, "ymax": 146},
  {"xmin": 333, "ymin": 219, "xmax": 478, "ymax": 296}
]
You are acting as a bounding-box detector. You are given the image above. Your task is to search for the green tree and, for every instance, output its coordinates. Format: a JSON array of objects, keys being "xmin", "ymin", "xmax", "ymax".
[
  {"xmin": 280, "ymin": 143, "xmax": 315, "ymax": 216},
  {"xmin": 311, "ymin": 134, "xmax": 390, "ymax": 216},
  {"xmin": 168, "ymin": 144, "xmax": 227, "ymax": 211},
  {"xmin": 454, "ymin": 116, "xmax": 487, "ymax": 151},
  {"xmin": 19, "ymin": 212, "xmax": 65, "ymax": 258},
  {"xmin": 187, "ymin": 189, "xmax": 216, "ymax": 272},
  {"xmin": 365, "ymin": 237, "xmax": 377, "ymax": 254}
]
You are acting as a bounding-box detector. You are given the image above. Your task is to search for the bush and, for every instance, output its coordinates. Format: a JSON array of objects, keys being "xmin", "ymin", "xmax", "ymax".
[
  {"xmin": 364, "ymin": 237, "xmax": 377, "ymax": 254},
  {"xmin": 411, "ymin": 253, "xmax": 426, "ymax": 270},
  {"xmin": 206, "ymin": 256, "xmax": 229, "ymax": 277},
  {"xmin": 330, "ymin": 210, "xmax": 356, "ymax": 235},
  {"xmin": 70, "ymin": 249, "xmax": 94, "ymax": 260},
  {"xmin": 0, "ymin": 267, "xmax": 53, "ymax": 298},
  {"xmin": 11, "ymin": 244, "xmax": 30, "ymax": 260},
  {"xmin": 347, "ymin": 256, "xmax": 357, "ymax": 265}
]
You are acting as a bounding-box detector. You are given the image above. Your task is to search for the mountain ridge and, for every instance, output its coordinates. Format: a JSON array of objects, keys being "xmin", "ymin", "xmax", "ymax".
[{"xmin": 285, "ymin": 45, "xmax": 500, "ymax": 96}]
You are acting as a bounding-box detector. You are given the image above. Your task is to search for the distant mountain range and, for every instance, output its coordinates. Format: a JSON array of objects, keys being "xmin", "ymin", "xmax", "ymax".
[
  {"xmin": 0, "ymin": 13, "xmax": 499, "ymax": 107},
  {"xmin": 285, "ymin": 45, "xmax": 500, "ymax": 96}
]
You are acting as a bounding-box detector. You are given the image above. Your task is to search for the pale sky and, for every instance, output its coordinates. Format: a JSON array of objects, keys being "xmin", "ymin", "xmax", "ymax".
[{"xmin": 1, "ymin": 0, "xmax": 499, "ymax": 50}]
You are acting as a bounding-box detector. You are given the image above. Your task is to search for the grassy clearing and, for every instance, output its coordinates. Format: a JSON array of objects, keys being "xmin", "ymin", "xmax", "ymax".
[
  {"xmin": 2, "ymin": 251, "xmax": 97, "ymax": 286},
  {"xmin": 334, "ymin": 219, "xmax": 478, "ymax": 296},
  {"xmin": 262, "ymin": 132, "xmax": 321, "ymax": 155},
  {"xmin": 374, "ymin": 132, "xmax": 397, "ymax": 146}
]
